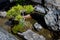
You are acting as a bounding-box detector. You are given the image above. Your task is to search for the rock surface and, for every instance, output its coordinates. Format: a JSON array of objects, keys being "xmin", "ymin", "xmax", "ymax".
[
  {"xmin": 34, "ymin": 22, "xmax": 43, "ymax": 31},
  {"xmin": 0, "ymin": 11, "xmax": 6, "ymax": 17},
  {"xmin": 34, "ymin": 5, "xmax": 46, "ymax": 13},
  {"xmin": 21, "ymin": 29, "xmax": 46, "ymax": 40},
  {"xmin": 0, "ymin": 27, "xmax": 18, "ymax": 40},
  {"xmin": 31, "ymin": 0, "xmax": 42, "ymax": 4}
]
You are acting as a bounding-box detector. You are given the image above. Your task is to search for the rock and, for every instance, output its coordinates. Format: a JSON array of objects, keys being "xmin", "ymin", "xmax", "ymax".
[
  {"xmin": 34, "ymin": 22, "xmax": 43, "ymax": 31},
  {"xmin": 45, "ymin": 0, "xmax": 60, "ymax": 9},
  {"xmin": 10, "ymin": 0, "xmax": 14, "ymax": 3},
  {"xmin": 31, "ymin": 0, "xmax": 42, "ymax": 4},
  {"xmin": 54, "ymin": 0, "xmax": 60, "ymax": 9},
  {"xmin": 34, "ymin": 5, "xmax": 46, "ymax": 13},
  {"xmin": 0, "ymin": 27, "xmax": 18, "ymax": 40},
  {"xmin": 45, "ymin": 0, "xmax": 55, "ymax": 4},
  {"xmin": 44, "ymin": 9, "xmax": 60, "ymax": 31},
  {"xmin": 20, "ymin": 29, "xmax": 46, "ymax": 40},
  {"xmin": 31, "ymin": 0, "xmax": 56, "ymax": 5},
  {"xmin": 53, "ymin": 0, "xmax": 60, "ymax": 6},
  {"xmin": 0, "ymin": 11, "xmax": 6, "ymax": 17},
  {"xmin": 45, "ymin": 0, "xmax": 56, "ymax": 10}
]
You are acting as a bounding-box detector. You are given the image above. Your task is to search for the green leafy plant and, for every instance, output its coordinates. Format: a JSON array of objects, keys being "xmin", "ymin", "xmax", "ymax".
[
  {"xmin": 7, "ymin": 5, "xmax": 34, "ymax": 18},
  {"xmin": 12, "ymin": 18, "xmax": 25, "ymax": 33},
  {"xmin": 24, "ymin": 5, "xmax": 34, "ymax": 13},
  {"xmin": 7, "ymin": 5, "xmax": 34, "ymax": 33},
  {"xmin": 15, "ymin": 15, "xmax": 22, "ymax": 21},
  {"xmin": 7, "ymin": 5, "xmax": 24, "ymax": 18}
]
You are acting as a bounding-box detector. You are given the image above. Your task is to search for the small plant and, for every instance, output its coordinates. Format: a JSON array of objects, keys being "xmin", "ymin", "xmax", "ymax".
[
  {"xmin": 15, "ymin": 15, "xmax": 23, "ymax": 21},
  {"xmin": 12, "ymin": 18, "xmax": 25, "ymax": 33},
  {"xmin": 24, "ymin": 5, "xmax": 34, "ymax": 13},
  {"xmin": 7, "ymin": 5, "xmax": 34, "ymax": 18},
  {"xmin": 7, "ymin": 5, "xmax": 24, "ymax": 18},
  {"xmin": 7, "ymin": 5, "xmax": 34, "ymax": 33}
]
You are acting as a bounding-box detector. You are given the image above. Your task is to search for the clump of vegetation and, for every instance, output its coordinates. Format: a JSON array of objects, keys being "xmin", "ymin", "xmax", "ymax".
[
  {"xmin": 24, "ymin": 5, "xmax": 34, "ymax": 13},
  {"xmin": 7, "ymin": 5, "xmax": 34, "ymax": 18},
  {"xmin": 12, "ymin": 18, "xmax": 25, "ymax": 33},
  {"xmin": 7, "ymin": 5, "xmax": 23, "ymax": 18},
  {"xmin": 7, "ymin": 5, "xmax": 34, "ymax": 34}
]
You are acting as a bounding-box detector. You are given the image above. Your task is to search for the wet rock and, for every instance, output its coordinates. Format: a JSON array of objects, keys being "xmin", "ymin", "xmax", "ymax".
[
  {"xmin": 0, "ymin": 27, "xmax": 18, "ymax": 40},
  {"xmin": 44, "ymin": 9, "xmax": 60, "ymax": 31},
  {"xmin": 31, "ymin": 0, "xmax": 42, "ymax": 4},
  {"xmin": 33, "ymin": 22, "xmax": 43, "ymax": 31},
  {"xmin": 34, "ymin": 5, "xmax": 46, "ymax": 13},
  {"xmin": 53, "ymin": 0, "xmax": 60, "ymax": 6},
  {"xmin": 45, "ymin": 0, "xmax": 60, "ymax": 9},
  {"xmin": 31, "ymin": 0, "xmax": 56, "ymax": 5},
  {"xmin": 45, "ymin": 0, "xmax": 55, "ymax": 4},
  {"xmin": 54, "ymin": 0, "xmax": 60, "ymax": 9},
  {"xmin": 10, "ymin": 0, "xmax": 14, "ymax": 2},
  {"xmin": 45, "ymin": 0, "xmax": 56, "ymax": 11},
  {"xmin": 18, "ymin": 29, "xmax": 46, "ymax": 40},
  {"xmin": 0, "ymin": 11, "xmax": 6, "ymax": 17}
]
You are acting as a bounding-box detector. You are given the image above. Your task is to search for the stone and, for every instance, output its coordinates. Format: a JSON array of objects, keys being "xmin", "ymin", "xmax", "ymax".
[
  {"xmin": 31, "ymin": 0, "xmax": 42, "ymax": 4},
  {"xmin": 54, "ymin": 0, "xmax": 60, "ymax": 9},
  {"xmin": 10, "ymin": 0, "xmax": 14, "ymax": 2},
  {"xmin": 34, "ymin": 22, "xmax": 43, "ymax": 31},
  {"xmin": 53, "ymin": 0, "xmax": 60, "ymax": 6},
  {"xmin": 0, "ymin": 27, "xmax": 18, "ymax": 40},
  {"xmin": 44, "ymin": 9, "xmax": 60, "ymax": 31},
  {"xmin": 21, "ymin": 29, "xmax": 46, "ymax": 40},
  {"xmin": 0, "ymin": 11, "xmax": 6, "ymax": 17},
  {"xmin": 34, "ymin": 5, "xmax": 47, "ymax": 13},
  {"xmin": 45, "ymin": 0, "xmax": 55, "ymax": 4},
  {"xmin": 45, "ymin": 0, "xmax": 60, "ymax": 9}
]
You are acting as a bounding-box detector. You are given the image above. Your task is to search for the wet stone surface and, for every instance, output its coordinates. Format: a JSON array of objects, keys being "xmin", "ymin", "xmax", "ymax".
[
  {"xmin": 0, "ymin": 27, "xmax": 18, "ymax": 40},
  {"xmin": 21, "ymin": 29, "xmax": 46, "ymax": 40}
]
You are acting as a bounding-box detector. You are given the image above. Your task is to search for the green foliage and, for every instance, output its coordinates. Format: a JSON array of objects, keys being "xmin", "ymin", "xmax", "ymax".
[
  {"xmin": 12, "ymin": 18, "xmax": 25, "ymax": 33},
  {"xmin": 7, "ymin": 5, "xmax": 34, "ymax": 33},
  {"xmin": 12, "ymin": 24, "xmax": 23, "ymax": 33},
  {"xmin": 24, "ymin": 5, "xmax": 34, "ymax": 13},
  {"xmin": 7, "ymin": 5, "xmax": 34, "ymax": 18},
  {"xmin": 7, "ymin": 5, "xmax": 23, "ymax": 18},
  {"xmin": 15, "ymin": 15, "xmax": 22, "ymax": 21}
]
